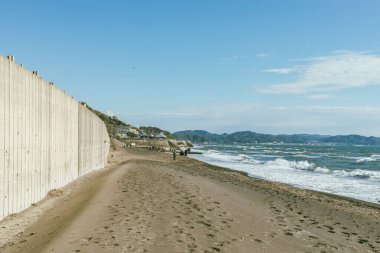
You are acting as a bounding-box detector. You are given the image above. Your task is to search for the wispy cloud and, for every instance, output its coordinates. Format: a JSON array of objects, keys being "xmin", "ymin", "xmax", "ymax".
[
  {"xmin": 263, "ymin": 67, "xmax": 299, "ymax": 74},
  {"xmin": 302, "ymin": 93, "xmax": 336, "ymax": 100},
  {"xmin": 257, "ymin": 51, "xmax": 380, "ymax": 94},
  {"xmin": 222, "ymin": 55, "xmax": 249, "ymax": 62},
  {"xmin": 256, "ymin": 53, "xmax": 272, "ymax": 58}
]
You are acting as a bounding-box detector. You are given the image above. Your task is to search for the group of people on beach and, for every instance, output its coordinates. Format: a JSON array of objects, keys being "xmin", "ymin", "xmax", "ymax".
[{"xmin": 172, "ymin": 149, "xmax": 188, "ymax": 160}]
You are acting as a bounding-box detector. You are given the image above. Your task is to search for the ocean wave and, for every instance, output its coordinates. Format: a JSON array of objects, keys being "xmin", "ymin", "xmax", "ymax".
[
  {"xmin": 203, "ymin": 150, "xmax": 261, "ymax": 164},
  {"xmin": 193, "ymin": 145, "xmax": 380, "ymax": 203},
  {"xmin": 248, "ymin": 146, "xmax": 265, "ymax": 150},
  {"xmin": 263, "ymin": 158, "xmax": 380, "ymax": 179},
  {"xmin": 356, "ymin": 157, "xmax": 376, "ymax": 163},
  {"xmin": 355, "ymin": 154, "xmax": 380, "ymax": 163},
  {"xmin": 286, "ymin": 151, "xmax": 306, "ymax": 154},
  {"xmin": 264, "ymin": 158, "xmax": 331, "ymax": 174},
  {"xmin": 293, "ymin": 154, "xmax": 321, "ymax": 159},
  {"xmin": 190, "ymin": 148, "xmax": 204, "ymax": 153},
  {"xmin": 254, "ymin": 154, "xmax": 281, "ymax": 158},
  {"xmin": 332, "ymin": 169, "xmax": 380, "ymax": 180},
  {"xmin": 314, "ymin": 167, "xmax": 331, "ymax": 174},
  {"xmin": 265, "ymin": 158, "xmax": 314, "ymax": 170},
  {"xmin": 201, "ymin": 149, "xmax": 380, "ymax": 181}
]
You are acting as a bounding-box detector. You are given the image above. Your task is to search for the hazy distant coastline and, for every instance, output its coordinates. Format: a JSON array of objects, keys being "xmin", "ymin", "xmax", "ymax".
[{"xmin": 174, "ymin": 130, "xmax": 380, "ymax": 146}]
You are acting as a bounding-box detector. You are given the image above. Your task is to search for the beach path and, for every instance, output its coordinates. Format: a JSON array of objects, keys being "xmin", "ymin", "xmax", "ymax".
[{"xmin": 0, "ymin": 143, "xmax": 379, "ymax": 253}]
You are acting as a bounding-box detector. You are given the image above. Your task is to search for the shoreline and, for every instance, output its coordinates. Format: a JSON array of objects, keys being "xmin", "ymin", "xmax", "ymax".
[
  {"xmin": 181, "ymin": 153, "xmax": 380, "ymax": 219},
  {"xmin": 189, "ymin": 154, "xmax": 380, "ymax": 208},
  {"xmin": 188, "ymin": 149, "xmax": 380, "ymax": 205},
  {"xmin": 1, "ymin": 142, "xmax": 379, "ymax": 252}
]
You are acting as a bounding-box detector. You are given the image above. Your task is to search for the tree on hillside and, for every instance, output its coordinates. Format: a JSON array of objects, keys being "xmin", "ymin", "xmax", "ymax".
[{"xmin": 139, "ymin": 126, "xmax": 173, "ymax": 139}]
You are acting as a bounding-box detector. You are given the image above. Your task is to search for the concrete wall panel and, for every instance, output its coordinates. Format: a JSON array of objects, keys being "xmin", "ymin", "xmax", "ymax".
[
  {"xmin": 0, "ymin": 55, "xmax": 109, "ymax": 220},
  {"xmin": 0, "ymin": 56, "xmax": 5, "ymax": 218},
  {"xmin": 3, "ymin": 57, "xmax": 10, "ymax": 216},
  {"xmin": 77, "ymin": 104, "xmax": 109, "ymax": 177}
]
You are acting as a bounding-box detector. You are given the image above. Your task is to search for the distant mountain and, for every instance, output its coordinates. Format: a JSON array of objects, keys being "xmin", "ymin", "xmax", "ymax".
[
  {"xmin": 173, "ymin": 130, "xmax": 380, "ymax": 146},
  {"xmin": 173, "ymin": 130, "xmax": 226, "ymax": 143},
  {"xmin": 323, "ymin": 135, "xmax": 380, "ymax": 145}
]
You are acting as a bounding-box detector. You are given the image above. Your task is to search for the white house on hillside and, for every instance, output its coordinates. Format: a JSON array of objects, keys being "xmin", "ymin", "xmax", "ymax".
[{"xmin": 155, "ymin": 133, "xmax": 167, "ymax": 139}]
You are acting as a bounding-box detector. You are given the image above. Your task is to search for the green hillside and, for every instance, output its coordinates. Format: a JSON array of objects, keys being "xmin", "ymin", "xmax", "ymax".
[{"xmin": 173, "ymin": 130, "xmax": 380, "ymax": 146}]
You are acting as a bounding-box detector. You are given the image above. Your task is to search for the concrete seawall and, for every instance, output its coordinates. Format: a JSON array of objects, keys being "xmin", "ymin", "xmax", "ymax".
[{"xmin": 0, "ymin": 55, "xmax": 110, "ymax": 220}]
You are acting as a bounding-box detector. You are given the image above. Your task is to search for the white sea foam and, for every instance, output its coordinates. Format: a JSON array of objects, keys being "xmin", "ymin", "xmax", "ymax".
[
  {"xmin": 202, "ymin": 150, "xmax": 261, "ymax": 164},
  {"xmin": 263, "ymin": 158, "xmax": 333, "ymax": 175},
  {"xmin": 254, "ymin": 154, "xmax": 281, "ymax": 158},
  {"xmin": 333, "ymin": 169, "xmax": 380, "ymax": 180},
  {"xmin": 314, "ymin": 167, "xmax": 331, "ymax": 174},
  {"xmin": 294, "ymin": 154, "xmax": 321, "ymax": 159},
  {"xmin": 356, "ymin": 157, "xmax": 376, "ymax": 163},
  {"xmin": 266, "ymin": 158, "xmax": 315, "ymax": 171},
  {"xmin": 190, "ymin": 149, "xmax": 380, "ymax": 204},
  {"xmin": 355, "ymin": 154, "xmax": 380, "ymax": 163}
]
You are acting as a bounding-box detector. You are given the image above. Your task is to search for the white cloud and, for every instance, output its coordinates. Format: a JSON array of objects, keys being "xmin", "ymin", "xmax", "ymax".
[
  {"xmin": 263, "ymin": 67, "xmax": 299, "ymax": 74},
  {"xmin": 256, "ymin": 53, "xmax": 272, "ymax": 58},
  {"xmin": 222, "ymin": 55, "xmax": 249, "ymax": 61},
  {"xmin": 302, "ymin": 93, "xmax": 336, "ymax": 100},
  {"xmin": 258, "ymin": 51, "xmax": 380, "ymax": 94}
]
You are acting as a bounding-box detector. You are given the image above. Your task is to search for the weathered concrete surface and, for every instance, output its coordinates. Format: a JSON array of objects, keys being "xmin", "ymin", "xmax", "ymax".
[{"xmin": 0, "ymin": 55, "xmax": 109, "ymax": 220}]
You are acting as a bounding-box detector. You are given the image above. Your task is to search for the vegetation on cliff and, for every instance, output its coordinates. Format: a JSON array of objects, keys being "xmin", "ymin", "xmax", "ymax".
[
  {"xmin": 173, "ymin": 130, "xmax": 380, "ymax": 146},
  {"xmin": 139, "ymin": 126, "xmax": 173, "ymax": 139},
  {"xmin": 80, "ymin": 102, "xmax": 128, "ymax": 136},
  {"xmin": 81, "ymin": 102, "xmax": 172, "ymax": 138}
]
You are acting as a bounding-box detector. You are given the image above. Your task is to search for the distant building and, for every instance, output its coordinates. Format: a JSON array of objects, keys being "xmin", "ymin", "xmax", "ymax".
[
  {"xmin": 155, "ymin": 132, "xmax": 167, "ymax": 139},
  {"xmin": 137, "ymin": 132, "xmax": 148, "ymax": 139},
  {"xmin": 116, "ymin": 126, "xmax": 139, "ymax": 137},
  {"xmin": 128, "ymin": 127, "xmax": 139, "ymax": 135}
]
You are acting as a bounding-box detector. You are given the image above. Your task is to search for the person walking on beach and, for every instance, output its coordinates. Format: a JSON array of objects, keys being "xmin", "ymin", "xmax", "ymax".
[{"xmin": 172, "ymin": 150, "xmax": 176, "ymax": 160}]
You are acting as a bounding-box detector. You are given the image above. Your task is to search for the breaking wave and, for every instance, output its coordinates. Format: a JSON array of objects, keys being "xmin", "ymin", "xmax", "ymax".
[
  {"xmin": 355, "ymin": 154, "xmax": 380, "ymax": 163},
  {"xmin": 264, "ymin": 158, "xmax": 330, "ymax": 174},
  {"xmin": 333, "ymin": 169, "xmax": 380, "ymax": 180},
  {"xmin": 202, "ymin": 150, "xmax": 380, "ymax": 180},
  {"xmin": 203, "ymin": 150, "xmax": 261, "ymax": 164}
]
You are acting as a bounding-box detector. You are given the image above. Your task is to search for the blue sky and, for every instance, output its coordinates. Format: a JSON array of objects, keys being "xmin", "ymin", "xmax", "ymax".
[{"xmin": 1, "ymin": 0, "xmax": 380, "ymax": 136}]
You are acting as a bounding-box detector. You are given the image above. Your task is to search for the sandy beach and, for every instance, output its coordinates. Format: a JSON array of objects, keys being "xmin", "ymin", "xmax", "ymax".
[{"xmin": 0, "ymin": 140, "xmax": 379, "ymax": 253}]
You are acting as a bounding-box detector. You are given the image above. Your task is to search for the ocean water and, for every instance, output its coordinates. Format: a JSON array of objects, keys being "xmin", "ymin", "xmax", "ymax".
[{"xmin": 189, "ymin": 143, "xmax": 380, "ymax": 204}]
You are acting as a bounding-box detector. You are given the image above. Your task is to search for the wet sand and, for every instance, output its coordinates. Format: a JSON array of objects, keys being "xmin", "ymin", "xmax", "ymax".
[{"xmin": 0, "ymin": 140, "xmax": 379, "ymax": 253}]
